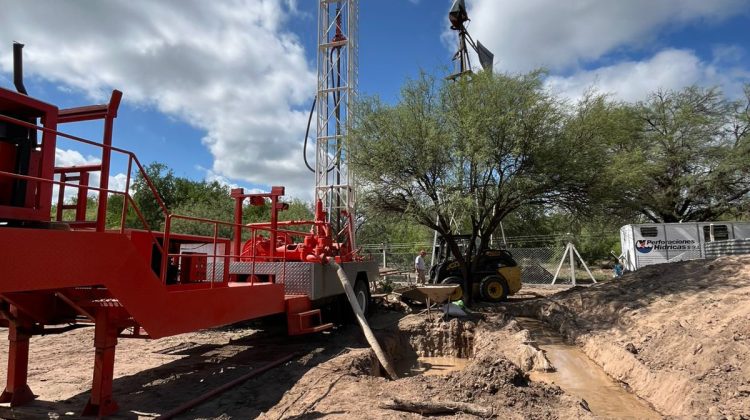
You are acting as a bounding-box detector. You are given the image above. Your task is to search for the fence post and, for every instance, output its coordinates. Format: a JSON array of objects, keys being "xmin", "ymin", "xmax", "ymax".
[{"xmin": 381, "ymin": 243, "xmax": 386, "ymax": 268}]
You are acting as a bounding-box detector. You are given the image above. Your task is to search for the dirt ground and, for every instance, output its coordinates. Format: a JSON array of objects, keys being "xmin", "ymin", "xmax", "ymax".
[
  {"xmin": 504, "ymin": 255, "xmax": 750, "ymax": 418},
  {"xmin": 258, "ymin": 315, "xmax": 590, "ymax": 419},
  {"xmin": 0, "ymin": 255, "xmax": 748, "ymax": 419}
]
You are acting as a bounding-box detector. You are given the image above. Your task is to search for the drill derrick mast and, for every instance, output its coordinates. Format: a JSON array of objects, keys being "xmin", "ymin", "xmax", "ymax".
[{"xmin": 315, "ymin": 0, "xmax": 358, "ymax": 258}]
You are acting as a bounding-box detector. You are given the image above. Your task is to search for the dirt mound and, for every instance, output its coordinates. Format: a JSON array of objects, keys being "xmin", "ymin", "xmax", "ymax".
[
  {"xmin": 260, "ymin": 316, "xmax": 591, "ymax": 419},
  {"xmin": 508, "ymin": 255, "xmax": 750, "ymax": 418}
]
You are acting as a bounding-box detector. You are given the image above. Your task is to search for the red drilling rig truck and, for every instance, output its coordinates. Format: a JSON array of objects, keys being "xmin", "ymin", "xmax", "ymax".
[{"xmin": 0, "ymin": 13, "xmax": 373, "ymax": 417}]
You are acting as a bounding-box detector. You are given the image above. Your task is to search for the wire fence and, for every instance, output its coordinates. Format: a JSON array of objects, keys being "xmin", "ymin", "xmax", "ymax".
[
  {"xmin": 362, "ymin": 233, "xmax": 750, "ymax": 287},
  {"xmin": 362, "ymin": 236, "xmax": 613, "ymax": 285}
]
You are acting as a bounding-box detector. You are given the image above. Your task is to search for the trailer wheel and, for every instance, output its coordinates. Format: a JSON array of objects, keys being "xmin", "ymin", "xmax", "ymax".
[
  {"xmin": 441, "ymin": 276, "xmax": 464, "ymax": 301},
  {"xmin": 353, "ymin": 273, "xmax": 372, "ymax": 316},
  {"xmin": 479, "ymin": 275, "xmax": 509, "ymax": 303}
]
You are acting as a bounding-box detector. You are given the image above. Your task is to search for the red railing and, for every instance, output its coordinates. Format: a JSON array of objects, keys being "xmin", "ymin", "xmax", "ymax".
[
  {"xmin": 0, "ymin": 169, "xmax": 168, "ymax": 259},
  {"xmin": 162, "ymin": 213, "xmax": 289, "ymax": 287},
  {"xmin": 0, "ymin": 112, "xmax": 293, "ymax": 286}
]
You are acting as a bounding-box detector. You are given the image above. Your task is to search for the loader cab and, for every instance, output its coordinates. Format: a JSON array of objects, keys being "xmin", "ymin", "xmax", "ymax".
[
  {"xmin": 428, "ymin": 234, "xmax": 521, "ymax": 302},
  {"xmin": 428, "ymin": 235, "xmax": 517, "ymax": 282}
]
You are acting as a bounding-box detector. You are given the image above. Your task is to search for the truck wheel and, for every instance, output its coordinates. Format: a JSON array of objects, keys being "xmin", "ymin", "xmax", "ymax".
[
  {"xmin": 441, "ymin": 276, "xmax": 464, "ymax": 301},
  {"xmin": 353, "ymin": 274, "xmax": 372, "ymax": 316},
  {"xmin": 480, "ymin": 275, "xmax": 509, "ymax": 302}
]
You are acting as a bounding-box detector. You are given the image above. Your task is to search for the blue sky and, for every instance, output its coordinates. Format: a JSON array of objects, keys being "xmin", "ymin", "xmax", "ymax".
[{"xmin": 0, "ymin": 0, "xmax": 748, "ymax": 200}]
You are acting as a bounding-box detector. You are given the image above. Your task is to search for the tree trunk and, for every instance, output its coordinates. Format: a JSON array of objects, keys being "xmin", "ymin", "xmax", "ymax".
[{"xmin": 379, "ymin": 398, "xmax": 493, "ymax": 417}]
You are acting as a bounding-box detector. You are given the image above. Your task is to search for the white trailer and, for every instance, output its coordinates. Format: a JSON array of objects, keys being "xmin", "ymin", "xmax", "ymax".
[{"xmin": 620, "ymin": 221, "xmax": 750, "ymax": 271}]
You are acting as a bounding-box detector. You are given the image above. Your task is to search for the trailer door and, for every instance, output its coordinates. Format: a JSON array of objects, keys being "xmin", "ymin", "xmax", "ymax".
[
  {"xmin": 664, "ymin": 224, "xmax": 702, "ymax": 261},
  {"xmin": 697, "ymin": 223, "xmax": 731, "ymax": 257},
  {"xmin": 732, "ymin": 223, "xmax": 750, "ymax": 239},
  {"xmin": 620, "ymin": 225, "xmax": 635, "ymax": 271}
]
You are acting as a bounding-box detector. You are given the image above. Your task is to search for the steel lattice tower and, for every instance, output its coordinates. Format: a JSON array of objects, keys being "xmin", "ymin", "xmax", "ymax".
[{"xmin": 316, "ymin": 0, "xmax": 358, "ymax": 248}]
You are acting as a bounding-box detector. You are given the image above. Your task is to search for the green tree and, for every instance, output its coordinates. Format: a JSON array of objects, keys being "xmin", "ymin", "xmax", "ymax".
[
  {"xmin": 356, "ymin": 210, "xmax": 432, "ymax": 247},
  {"xmin": 351, "ymin": 71, "xmax": 591, "ymax": 302},
  {"xmin": 169, "ymin": 189, "xmax": 234, "ymax": 237},
  {"xmin": 609, "ymin": 86, "xmax": 750, "ymax": 222},
  {"xmin": 130, "ymin": 162, "xmax": 175, "ymax": 230}
]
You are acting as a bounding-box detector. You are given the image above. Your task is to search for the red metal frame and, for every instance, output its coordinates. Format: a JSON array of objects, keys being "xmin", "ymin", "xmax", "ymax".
[
  {"xmin": 0, "ymin": 85, "xmax": 348, "ymax": 416},
  {"xmin": 0, "ymin": 309, "xmax": 33, "ymax": 407},
  {"xmin": 54, "ymin": 165, "xmax": 100, "ymax": 224},
  {"xmin": 82, "ymin": 309, "xmax": 121, "ymax": 417},
  {"xmin": 0, "ymin": 87, "xmax": 57, "ymax": 222}
]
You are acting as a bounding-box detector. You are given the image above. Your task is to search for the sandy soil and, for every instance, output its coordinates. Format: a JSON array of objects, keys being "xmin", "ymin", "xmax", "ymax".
[
  {"xmin": 0, "ymin": 311, "xmax": 590, "ymax": 419},
  {"xmin": 1, "ymin": 255, "xmax": 748, "ymax": 419},
  {"xmin": 258, "ymin": 315, "xmax": 591, "ymax": 419},
  {"xmin": 0, "ymin": 319, "xmax": 366, "ymax": 419},
  {"xmin": 505, "ymin": 255, "xmax": 750, "ymax": 418}
]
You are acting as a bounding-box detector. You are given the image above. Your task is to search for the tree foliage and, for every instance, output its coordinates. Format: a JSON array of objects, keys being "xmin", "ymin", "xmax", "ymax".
[
  {"xmin": 352, "ymin": 69, "xmax": 750, "ymax": 290},
  {"xmin": 607, "ymin": 86, "xmax": 750, "ymax": 222},
  {"xmin": 102, "ymin": 162, "xmax": 312, "ymax": 238},
  {"xmin": 351, "ymin": 71, "xmax": 596, "ymax": 298}
]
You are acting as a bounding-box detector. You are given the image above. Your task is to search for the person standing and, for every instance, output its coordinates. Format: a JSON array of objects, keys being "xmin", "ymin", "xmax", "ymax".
[
  {"xmin": 613, "ymin": 259, "xmax": 624, "ymax": 278},
  {"xmin": 415, "ymin": 249, "xmax": 427, "ymax": 284}
]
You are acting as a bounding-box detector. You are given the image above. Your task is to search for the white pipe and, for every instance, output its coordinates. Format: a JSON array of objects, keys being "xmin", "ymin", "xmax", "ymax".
[
  {"xmin": 551, "ymin": 243, "xmax": 570, "ymax": 285},
  {"xmin": 569, "ymin": 242, "xmax": 576, "ymax": 286},
  {"xmin": 572, "ymin": 244, "xmax": 597, "ymax": 283}
]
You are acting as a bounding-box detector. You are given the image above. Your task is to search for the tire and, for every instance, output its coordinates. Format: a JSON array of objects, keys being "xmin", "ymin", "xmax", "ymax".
[
  {"xmin": 441, "ymin": 276, "xmax": 464, "ymax": 301},
  {"xmin": 480, "ymin": 275, "xmax": 509, "ymax": 303},
  {"xmin": 353, "ymin": 274, "xmax": 372, "ymax": 317}
]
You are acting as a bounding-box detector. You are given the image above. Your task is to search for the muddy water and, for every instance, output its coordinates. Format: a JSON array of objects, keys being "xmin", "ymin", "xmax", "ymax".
[
  {"xmin": 517, "ymin": 318, "xmax": 661, "ymax": 419},
  {"xmin": 395, "ymin": 356, "xmax": 469, "ymax": 377}
]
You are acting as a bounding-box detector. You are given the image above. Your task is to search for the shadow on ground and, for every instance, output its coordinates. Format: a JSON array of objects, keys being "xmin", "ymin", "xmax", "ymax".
[{"xmin": 0, "ymin": 318, "xmax": 371, "ymax": 419}]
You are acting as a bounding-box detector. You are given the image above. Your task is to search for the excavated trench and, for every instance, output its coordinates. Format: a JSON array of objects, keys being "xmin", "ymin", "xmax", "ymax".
[
  {"xmin": 370, "ymin": 314, "xmax": 660, "ymax": 418},
  {"xmin": 515, "ymin": 317, "xmax": 661, "ymax": 419},
  {"xmin": 262, "ymin": 313, "xmax": 662, "ymax": 418},
  {"xmin": 387, "ymin": 317, "xmax": 475, "ymax": 377}
]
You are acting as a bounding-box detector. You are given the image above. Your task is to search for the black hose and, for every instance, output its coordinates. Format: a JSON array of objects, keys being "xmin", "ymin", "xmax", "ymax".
[
  {"xmin": 302, "ymin": 28, "xmax": 346, "ymax": 174},
  {"xmin": 302, "ymin": 97, "xmax": 316, "ymax": 172}
]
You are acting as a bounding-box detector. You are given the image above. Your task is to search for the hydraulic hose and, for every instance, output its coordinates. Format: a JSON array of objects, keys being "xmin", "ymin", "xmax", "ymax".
[{"xmin": 303, "ymin": 97, "xmax": 316, "ymax": 172}]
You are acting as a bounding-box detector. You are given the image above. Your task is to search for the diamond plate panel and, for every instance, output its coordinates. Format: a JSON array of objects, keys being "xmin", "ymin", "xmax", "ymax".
[
  {"xmin": 205, "ymin": 261, "xmax": 225, "ymax": 282},
  {"xmin": 229, "ymin": 261, "xmax": 314, "ymax": 295}
]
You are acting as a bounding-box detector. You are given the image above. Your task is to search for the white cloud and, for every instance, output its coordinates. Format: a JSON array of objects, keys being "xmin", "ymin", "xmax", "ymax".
[
  {"xmin": 55, "ymin": 148, "xmax": 99, "ymax": 168},
  {"xmin": 0, "ymin": 0, "xmax": 316, "ymax": 199},
  {"xmin": 108, "ymin": 173, "xmax": 129, "ymax": 195},
  {"xmin": 546, "ymin": 48, "xmax": 750, "ymax": 103},
  {"xmin": 462, "ymin": 0, "xmax": 748, "ymax": 73},
  {"xmin": 196, "ymin": 165, "xmax": 242, "ymax": 191}
]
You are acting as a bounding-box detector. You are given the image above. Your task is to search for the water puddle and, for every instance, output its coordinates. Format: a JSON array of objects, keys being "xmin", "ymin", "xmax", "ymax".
[
  {"xmin": 517, "ymin": 318, "xmax": 661, "ymax": 419},
  {"xmin": 395, "ymin": 356, "xmax": 469, "ymax": 377}
]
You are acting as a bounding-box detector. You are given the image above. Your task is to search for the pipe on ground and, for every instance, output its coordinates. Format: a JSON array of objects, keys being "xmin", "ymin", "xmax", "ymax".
[{"xmin": 156, "ymin": 352, "xmax": 297, "ymax": 419}]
